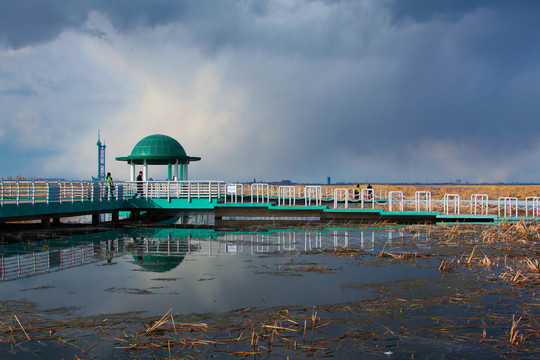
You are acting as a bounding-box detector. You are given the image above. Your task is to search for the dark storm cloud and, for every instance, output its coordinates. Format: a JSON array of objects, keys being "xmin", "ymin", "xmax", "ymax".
[
  {"xmin": 2, "ymin": 0, "xmax": 540, "ymax": 181},
  {"xmin": 0, "ymin": 0, "xmax": 88, "ymax": 49},
  {"xmin": 0, "ymin": 0, "xmax": 229, "ymax": 49}
]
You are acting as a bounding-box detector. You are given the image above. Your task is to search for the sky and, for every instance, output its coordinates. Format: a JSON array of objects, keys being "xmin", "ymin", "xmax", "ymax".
[{"xmin": 1, "ymin": 0, "xmax": 540, "ymax": 184}]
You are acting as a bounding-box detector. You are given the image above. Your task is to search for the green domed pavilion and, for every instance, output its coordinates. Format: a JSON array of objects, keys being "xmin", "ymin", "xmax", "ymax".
[{"xmin": 116, "ymin": 134, "xmax": 201, "ymax": 181}]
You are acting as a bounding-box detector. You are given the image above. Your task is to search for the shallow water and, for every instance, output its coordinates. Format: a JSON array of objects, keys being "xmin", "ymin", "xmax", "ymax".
[
  {"xmin": 0, "ymin": 227, "xmax": 437, "ymax": 317},
  {"xmin": 1, "ymin": 225, "xmax": 538, "ymax": 359}
]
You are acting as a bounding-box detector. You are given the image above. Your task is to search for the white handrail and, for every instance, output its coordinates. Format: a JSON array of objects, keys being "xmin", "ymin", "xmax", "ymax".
[
  {"xmin": 305, "ymin": 186, "xmax": 322, "ymax": 206},
  {"xmin": 278, "ymin": 186, "xmax": 296, "ymax": 206},
  {"xmin": 415, "ymin": 191, "xmax": 432, "ymax": 212},
  {"xmin": 251, "ymin": 183, "xmax": 269, "ymax": 204},
  {"xmin": 498, "ymin": 197, "xmax": 518, "ymax": 218},
  {"xmin": 333, "ymin": 188, "xmax": 349, "ymax": 209},
  {"xmin": 388, "ymin": 191, "xmax": 404, "ymax": 212},
  {"xmin": 443, "ymin": 194, "xmax": 460, "ymax": 215},
  {"xmin": 525, "ymin": 197, "xmax": 540, "ymax": 217},
  {"xmin": 361, "ymin": 188, "xmax": 375, "ymax": 209},
  {"xmin": 471, "ymin": 194, "xmax": 489, "ymax": 215}
]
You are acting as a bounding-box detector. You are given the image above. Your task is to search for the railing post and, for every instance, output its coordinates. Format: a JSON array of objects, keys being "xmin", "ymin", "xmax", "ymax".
[
  {"xmin": 46, "ymin": 180, "xmax": 50, "ymax": 205},
  {"xmin": 31, "ymin": 181, "xmax": 36, "ymax": 206},
  {"xmin": 443, "ymin": 194, "xmax": 460, "ymax": 215},
  {"xmin": 333, "ymin": 188, "xmax": 349, "ymax": 209},
  {"xmin": 471, "ymin": 194, "xmax": 489, "ymax": 215},
  {"xmin": 305, "ymin": 186, "xmax": 322, "ymax": 206},
  {"xmin": 16, "ymin": 180, "xmax": 20, "ymax": 207},
  {"xmin": 361, "ymin": 188, "xmax": 375, "ymax": 209},
  {"xmin": 498, "ymin": 197, "xmax": 518, "ymax": 218},
  {"xmin": 415, "ymin": 191, "xmax": 432, "ymax": 212},
  {"xmin": 388, "ymin": 191, "xmax": 404, "ymax": 212}
]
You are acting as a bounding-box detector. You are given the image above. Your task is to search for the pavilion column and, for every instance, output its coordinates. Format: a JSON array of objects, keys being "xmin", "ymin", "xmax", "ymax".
[
  {"xmin": 183, "ymin": 163, "xmax": 189, "ymax": 180},
  {"xmin": 174, "ymin": 160, "xmax": 179, "ymax": 181},
  {"xmin": 130, "ymin": 163, "xmax": 136, "ymax": 181},
  {"xmin": 143, "ymin": 160, "xmax": 148, "ymax": 181},
  {"xmin": 167, "ymin": 163, "xmax": 172, "ymax": 181}
]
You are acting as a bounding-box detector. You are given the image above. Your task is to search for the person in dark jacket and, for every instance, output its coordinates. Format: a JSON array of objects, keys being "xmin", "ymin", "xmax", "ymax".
[{"xmin": 133, "ymin": 171, "xmax": 144, "ymax": 198}]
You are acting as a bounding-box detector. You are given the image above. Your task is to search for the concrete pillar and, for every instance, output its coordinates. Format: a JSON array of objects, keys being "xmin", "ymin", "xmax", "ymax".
[
  {"xmin": 184, "ymin": 163, "xmax": 188, "ymax": 180},
  {"xmin": 130, "ymin": 163, "xmax": 136, "ymax": 181},
  {"xmin": 174, "ymin": 160, "xmax": 179, "ymax": 181},
  {"xmin": 92, "ymin": 214, "xmax": 100, "ymax": 225},
  {"xmin": 111, "ymin": 211, "xmax": 119, "ymax": 222},
  {"xmin": 143, "ymin": 160, "xmax": 148, "ymax": 181}
]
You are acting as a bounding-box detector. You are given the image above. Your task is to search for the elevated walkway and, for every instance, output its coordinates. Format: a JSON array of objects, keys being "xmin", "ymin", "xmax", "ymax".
[{"xmin": 0, "ymin": 180, "xmax": 537, "ymax": 226}]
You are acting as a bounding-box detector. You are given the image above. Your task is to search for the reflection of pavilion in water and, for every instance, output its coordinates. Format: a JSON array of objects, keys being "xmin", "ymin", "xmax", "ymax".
[{"xmin": 0, "ymin": 229, "xmax": 430, "ymax": 282}]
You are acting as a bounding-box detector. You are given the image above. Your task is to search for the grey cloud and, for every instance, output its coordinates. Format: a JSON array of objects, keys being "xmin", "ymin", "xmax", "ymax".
[
  {"xmin": 0, "ymin": 0, "xmax": 88, "ymax": 49},
  {"xmin": 385, "ymin": 0, "xmax": 539, "ymax": 24},
  {"xmin": 0, "ymin": 0, "xmax": 224, "ymax": 49},
  {"xmin": 0, "ymin": 84, "xmax": 37, "ymax": 97}
]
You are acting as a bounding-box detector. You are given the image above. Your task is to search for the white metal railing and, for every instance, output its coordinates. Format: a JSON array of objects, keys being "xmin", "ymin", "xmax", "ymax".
[
  {"xmin": 498, "ymin": 197, "xmax": 518, "ymax": 218},
  {"xmin": 224, "ymin": 183, "xmax": 244, "ymax": 204},
  {"xmin": 525, "ymin": 197, "xmax": 540, "ymax": 217},
  {"xmin": 361, "ymin": 188, "xmax": 375, "ymax": 209},
  {"xmin": 333, "ymin": 188, "xmax": 349, "ymax": 209},
  {"xmin": 443, "ymin": 194, "xmax": 460, "ymax": 215},
  {"xmin": 415, "ymin": 191, "xmax": 432, "ymax": 212},
  {"xmin": 2, "ymin": 180, "xmax": 539, "ymax": 220},
  {"xmin": 305, "ymin": 186, "xmax": 322, "ymax": 206},
  {"xmin": 471, "ymin": 194, "xmax": 489, "ymax": 215},
  {"xmin": 251, "ymin": 183, "xmax": 270, "ymax": 203},
  {"xmin": 278, "ymin": 186, "xmax": 296, "ymax": 206},
  {"xmin": 388, "ymin": 191, "xmax": 404, "ymax": 212},
  {"xmin": 0, "ymin": 180, "xmax": 224, "ymax": 207}
]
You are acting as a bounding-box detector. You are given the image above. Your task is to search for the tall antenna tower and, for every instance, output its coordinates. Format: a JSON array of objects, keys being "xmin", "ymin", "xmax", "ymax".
[{"xmin": 97, "ymin": 130, "xmax": 106, "ymax": 181}]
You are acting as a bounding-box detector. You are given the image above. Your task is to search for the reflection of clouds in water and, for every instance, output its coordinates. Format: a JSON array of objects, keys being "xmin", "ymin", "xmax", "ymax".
[
  {"xmin": 0, "ymin": 228, "xmax": 430, "ymax": 283},
  {"xmin": 0, "ymin": 227, "xmax": 439, "ymax": 318}
]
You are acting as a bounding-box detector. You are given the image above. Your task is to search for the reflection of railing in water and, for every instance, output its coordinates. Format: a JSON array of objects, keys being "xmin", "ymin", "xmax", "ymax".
[
  {"xmin": 1, "ymin": 229, "xmax": 434, "ymax": 281},
  {"xmin": 0, "ymin": 241, "xmax": 120, "ymax": 282}
]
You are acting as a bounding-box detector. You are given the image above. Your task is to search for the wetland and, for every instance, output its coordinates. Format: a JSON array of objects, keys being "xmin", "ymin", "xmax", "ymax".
[{"xmin": 0, "ymin": 222, "xmax": 539, "ymax": 359}]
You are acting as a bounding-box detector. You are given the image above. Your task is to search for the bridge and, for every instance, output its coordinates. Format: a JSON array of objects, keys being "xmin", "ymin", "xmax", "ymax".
[{"xmin": 1, "ymin": 179, "xmax": 539, "ymax": 226}]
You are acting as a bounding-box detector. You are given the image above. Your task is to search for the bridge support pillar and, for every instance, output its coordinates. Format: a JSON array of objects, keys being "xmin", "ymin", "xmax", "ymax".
[
  {"xmin": 111, "ymin": 211, "xmax": 119, "ymax": 222},
  {"xmin": 92, "ymin": 214, "xmax": 100, "ymax": 225},
  {"xmin": 41, "ymin": 218, "xmax": 51, "ymax": 226},
  {"xmin": 52, "ymin": 218, "xmax": 61, "ymax": 225},
  {"xmin": 130, "ymin": 210, "xmax": 140, "ymax": 220}
]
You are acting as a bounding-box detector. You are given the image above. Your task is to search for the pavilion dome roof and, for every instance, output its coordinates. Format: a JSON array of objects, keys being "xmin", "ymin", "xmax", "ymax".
[{"xmin": 116, "ymin": 134, "xmax": 201, "ymax": 165}]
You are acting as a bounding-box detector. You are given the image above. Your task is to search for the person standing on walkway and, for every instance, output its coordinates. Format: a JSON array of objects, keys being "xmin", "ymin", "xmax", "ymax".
[
  {"xmin": 105, "ymin": 172, "xmax": 115, "ymax": 199},
  {"xmin": 133, "ymin": 171, "xmax": 144, "ymax": 198},
  {"xmin": 367, "ymin": 184, "xmax": 373, "ymax": 200}
]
